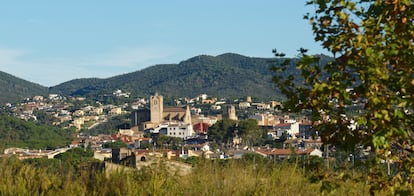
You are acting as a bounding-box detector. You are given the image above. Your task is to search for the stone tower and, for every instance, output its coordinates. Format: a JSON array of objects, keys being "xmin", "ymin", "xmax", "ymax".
[
  {"xmin": 228, "ymin": 105, "xmax": 238, "ymax": 121},
  {"xmin": 150, "ymin": 92, "xmax": 163, "ymax": 124}
]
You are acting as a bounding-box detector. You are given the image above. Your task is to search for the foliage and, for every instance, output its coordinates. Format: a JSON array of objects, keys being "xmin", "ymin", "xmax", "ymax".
[
  {"xmin": 272, "ymin": 0, "xmax": 414, "ymax": 193},
  {"xmin": 207, "ymin": 119, "xmax": 237, "ymax": 146},
  {"xmin": 155, "ymin": 135, "xmax": 183, "ymax": 150},
  {"xmin": 208, "ymin": 119, "xmax": 266, "ymax": 148},
  {"xmin": 238, "ymin": 119, "xmax": 266, "ymax": 147},
  {"xmin": 0, "ymin": 115, "xmax": 73, "ymax": 151},
  {"xmin": 33, "ymin": 109, "xmax": 59, "ymax": 126},
  {"xmin": 54, "ymin": 147, "xmax": 94, "ymax": 162},
  {"xmin": 241, "ymin": 152, "xmax": 268, "ymax": 165},
  {"xmin": 85, "ymin": 114, "xmax": 131, "ymax": 135},
  {"xmin": 177, "ymin": 156, "xmax": 203, "ymax": 167},
  {"xmin": 102, "ymin": 140, "xmax": 128, "ymax": 149},
  {"xmin": 0, "ymin": 71, "xmax": 48, "ymax": 105}
]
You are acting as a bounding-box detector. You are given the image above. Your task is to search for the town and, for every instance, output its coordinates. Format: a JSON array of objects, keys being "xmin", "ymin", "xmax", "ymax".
[{"xmin": 2, "ymin": 90, "xmax": 324, "ymax": 166}]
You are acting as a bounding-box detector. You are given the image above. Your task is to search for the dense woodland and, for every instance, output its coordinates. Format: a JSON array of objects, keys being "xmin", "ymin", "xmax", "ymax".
[
  {"xmin": 1, "ymin": 53, "xmax": 332, "ymax": 105},
  {"xmin": 0, "ymin": 71, "xmax": 48, "ymax": 105},
  {"xmin": 49, "ymin": 53, "xmax": 280, "ymax": 99},
  {"xmin": 49, "ymin": 53, "xmax": 331, "ymax": 99},
  {"xmin": 0, "ymin": 115, "xmax": 74, "ymax": 151}
]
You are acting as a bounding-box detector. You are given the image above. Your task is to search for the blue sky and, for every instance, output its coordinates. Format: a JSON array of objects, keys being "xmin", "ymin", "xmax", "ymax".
[{"xmin": 0, "ymin": 1, "xmax": 327, "ymax": 87}]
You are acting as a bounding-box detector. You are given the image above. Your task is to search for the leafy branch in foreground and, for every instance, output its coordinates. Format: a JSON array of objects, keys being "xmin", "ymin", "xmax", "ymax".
[{"xmin": 272, "ymin": 0, "xmax": 413, "ymax": 193}]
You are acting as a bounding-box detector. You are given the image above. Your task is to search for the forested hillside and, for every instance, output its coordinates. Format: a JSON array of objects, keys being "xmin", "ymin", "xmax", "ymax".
[
  {"xmin": 0, "ymin": 115, "xmax": 74, "ymax": 151},
  {"xmin": 50, "ymin": 53, "xmax": 285, "ymax": 99},
  {"xmin": 2, "ymin": 53, "xmax": 331, "ymax": 102},
  {"xmin": 0, "ymin": 71, "xmax": 48, "ymax": 104}
]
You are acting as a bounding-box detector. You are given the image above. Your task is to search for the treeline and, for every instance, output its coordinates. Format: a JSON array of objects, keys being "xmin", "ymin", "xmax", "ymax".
[{"xmin": 0, "ymin": 115, "xmax": 74, "ymax": 151}]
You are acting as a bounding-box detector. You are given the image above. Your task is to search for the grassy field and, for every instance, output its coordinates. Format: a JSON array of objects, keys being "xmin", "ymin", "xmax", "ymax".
[{"xmin": 0, "ymin": 155, "xmax": 380, "ymax": 196}]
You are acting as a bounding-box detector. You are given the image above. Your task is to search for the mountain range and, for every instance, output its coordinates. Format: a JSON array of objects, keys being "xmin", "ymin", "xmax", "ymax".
[
  {"xmin": 0, "ymin": 53, "xmax": 329, "ymax": 104},
  {"xmin": 49, "ymin": 53, "xmax": 281, "ymax": 99}
]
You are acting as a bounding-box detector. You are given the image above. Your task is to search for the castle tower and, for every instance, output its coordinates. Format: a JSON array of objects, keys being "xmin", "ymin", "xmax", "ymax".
[
  {"xmin": 228, "ymin": 105, "xmax": 238, "ymax": 121},
  {"xmin": 150, "ymin": 93, "xmax": 163, "ymax": 124}
]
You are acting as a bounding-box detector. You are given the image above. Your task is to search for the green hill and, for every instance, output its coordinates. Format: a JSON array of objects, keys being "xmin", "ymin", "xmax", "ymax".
[
  {"xmin": 1, "ymin": 53, "xmax": 331, "ymax": 103},
  {"xmin": 50, "ymin": 53, "xmax": 285, "ymax": 99},
  {"xmin": 0, "ymin": 71, "xmax": 48, "ymax": 104},
  {"xmin": 0, "ymin": 115, "xmax": 74, "ymax": 151}
]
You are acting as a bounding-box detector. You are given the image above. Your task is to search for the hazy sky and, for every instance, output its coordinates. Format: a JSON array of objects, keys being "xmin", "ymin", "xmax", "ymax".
[{"xmin": 0, "ymin": 1, "xmax": 327, "ymax": 87}]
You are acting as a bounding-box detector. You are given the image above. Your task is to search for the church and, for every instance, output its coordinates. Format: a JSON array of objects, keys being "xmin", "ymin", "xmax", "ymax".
[{"xmin": 131, "ymin": 93, "xmax": 194, "ymax": 138}]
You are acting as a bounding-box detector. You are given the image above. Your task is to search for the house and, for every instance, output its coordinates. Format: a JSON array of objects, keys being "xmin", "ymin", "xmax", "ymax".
[
  {"xmin": 73, "ymin": 110, "xmax": 85, "ymax": 117},
  {"xmin": 73, "ymin": 117, "xmax": 85, "ymax": 130},
  {"xmin": 239, "ymin": 102, "xmax": 251, "ymax": 109},
  {"xmin": 211, "ymin": 105, "xmax": 221, "ymax": 110},
  {"xmin": 283, "ymin": 138, "xmax": 323, "ymax": 150},
  {"xmin": 303, "ymin": 139, "xmax": 323, "ymax": 150},
  {"xmin": 119, "ymin": 129, "xmax": 134, "ymax": 136},
  {"xmin": 166, "ymin": 122, "xmax": 194, "ymax": 139},
  {"xmin": 94, "ymin": 149, "xmax": 112, "ymax": 161},
  {"xmin": 254, "ymin": 103, "xmax": 271, "ymax": 110},
  {"xmin": 109, "ymin": 107, "xmax": 122, "ymax": 115},
  {"xmin": 270, "ymin": 101, "xmax": 281, "ymax": 109},
  {"xmin": 93, "ymin": 107, "xmax": 104, "ymax": 115},
  {"xmin": 273, "ymin": 123, "xmax": 295, "ymax": 138},
  {"xmin": 192, "ymin": 115, "xmax": 218, "ymax": 126},
  {"xmin": 256, "ymin": 148, "xmax": 323, "ymax": 160},
  {"xmin": 202, "ymin": 99, "xmax": 215, "ymax": 104},
  {"xmin": 33, "ymin": 96, "xmax": 44, "ymax": 102}
]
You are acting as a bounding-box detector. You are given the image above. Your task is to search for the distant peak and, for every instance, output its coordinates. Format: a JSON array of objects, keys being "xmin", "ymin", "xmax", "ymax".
[{"xmin": 216, "ymin": 53, "xmax": 247, "ymax": 58}]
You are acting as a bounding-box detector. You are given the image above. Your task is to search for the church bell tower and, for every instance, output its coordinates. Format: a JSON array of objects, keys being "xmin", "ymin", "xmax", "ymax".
[{"xmin": 150, "ymin": 92, "xmax": 163, "ymax": 124}]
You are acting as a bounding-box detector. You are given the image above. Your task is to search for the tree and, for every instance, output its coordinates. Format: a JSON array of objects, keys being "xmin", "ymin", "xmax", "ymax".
[
  {"xmin": 207, "ymin": 119, "xmax": 237, "ymax": 147},
  {"xmin": 155, "ymin": 135, "xmax": 183, "ymax": 150},
  {"xmin": 103, "ymin": 140, "xmax": 128, "ymax": 149},
  {"xmin": 272, "ymin": 0, "xmax": 413, "ymax": 193},
  {"xmin": 238, "ymin": 119, "xmax": 264, "ymax": 147},
  {"xmin": 54, "ymin": 147, "xmax": 94, "ymax": 162}
]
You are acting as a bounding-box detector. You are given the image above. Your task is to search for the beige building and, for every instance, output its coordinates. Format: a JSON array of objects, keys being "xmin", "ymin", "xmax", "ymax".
[
  {"xmin": 93, "ymin": 107, "xmax": 104, "ymax": 115},
  {"xmin": 73, "ymin": 110, "xmax": 85, "ymax": 117},
  {"xmin": 109, "ymin": 107, "xmax": 122, "ymax": 115},
  {"xmin": 73, "ymin": 117, "xmax": 85, "ymax": 130},
  {"xmin": 227, "ymin": 105, "xmax": 238, "ymax": 121}
]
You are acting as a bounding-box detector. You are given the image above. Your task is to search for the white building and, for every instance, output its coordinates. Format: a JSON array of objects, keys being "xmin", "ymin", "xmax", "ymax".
[
  {"xmin": 289, "ymin": 122, "xmax": 300, "ymax": 139},
  {"xmin": 151, "ymin": 122, "xmax": 195, "ymax": 139},
  {"xmin": 239, "ymin": 102, "xmax": 251, "ymax": 109},
  {"xmin": 166, "ymin": 123, "xmax": 194, "ymax": 139}
]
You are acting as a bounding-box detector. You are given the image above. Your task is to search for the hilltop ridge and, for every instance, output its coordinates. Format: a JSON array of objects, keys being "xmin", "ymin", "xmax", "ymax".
[{"xmin": 1, "ymin": 53, "xmax": 331, "ymax": 104}]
